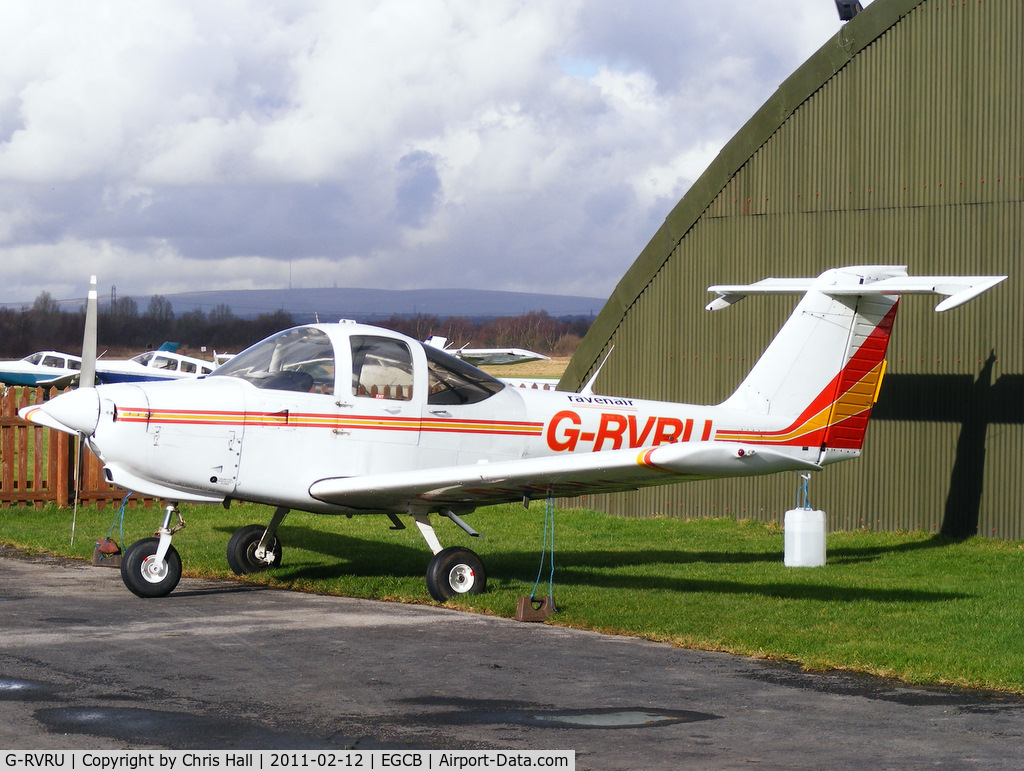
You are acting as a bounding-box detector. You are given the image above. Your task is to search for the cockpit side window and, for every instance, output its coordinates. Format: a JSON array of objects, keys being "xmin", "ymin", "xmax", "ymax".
[
  {"xmin": 213, "ymin": 327, "xmax": 336, "ymax": 394},
  {"xmin": 351, "ymin": 336, "xmax": 413, "ymax": 401},
  {"xmin": 423, "ymin": 344, "xmax": 505, "ymax": 405}
]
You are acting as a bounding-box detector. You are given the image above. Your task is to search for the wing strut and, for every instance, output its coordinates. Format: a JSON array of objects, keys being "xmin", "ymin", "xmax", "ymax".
[{"xmin": 443, "ymin": 509, "xmax": 483, "ymax": 538}]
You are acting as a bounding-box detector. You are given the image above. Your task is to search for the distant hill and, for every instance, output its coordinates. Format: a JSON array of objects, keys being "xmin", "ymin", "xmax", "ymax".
[{"xmin": 124, "ymin": 287, "xmax": 606, "ymax": 322}]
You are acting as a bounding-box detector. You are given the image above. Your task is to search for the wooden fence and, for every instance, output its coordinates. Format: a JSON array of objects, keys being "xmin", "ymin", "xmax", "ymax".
[{"xmin": 1, "ymin": 386, "xmax": 154, "ymax": 509}]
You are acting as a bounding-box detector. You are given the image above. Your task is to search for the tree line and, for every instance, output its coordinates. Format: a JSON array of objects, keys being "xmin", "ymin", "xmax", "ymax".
[{"xmin": 0, "ymin": 292, "xmax": 592, "ymax": 359}]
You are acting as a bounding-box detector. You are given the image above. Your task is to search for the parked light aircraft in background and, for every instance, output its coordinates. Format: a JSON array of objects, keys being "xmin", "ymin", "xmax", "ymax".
[
  {"xmin": 425, "ymin": 335, "xmax": 550, "ymax": 366},
  {"xmin": 94, "ymin": 342, "xmax": 216, "ymax": 384},
  {"xmin": 0, "ymin": 351, "xmax": 82, "ymax": 388},
  {"xmin": 1, "ymin": 345, "xmax": 217, "ymax": 390},
  {"xmin": 21, "ymin": 267, "xmax": 1005, "ymax": 600}
]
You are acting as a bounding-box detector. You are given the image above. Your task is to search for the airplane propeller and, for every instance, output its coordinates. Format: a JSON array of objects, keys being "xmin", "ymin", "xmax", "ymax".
[
  {"xmin": 80, "ymin": 275, "xmax": 97, "ymax": 389},
  {"xmin": 70, "ymin": 275, "xmax": 98, "ymax": 544}
]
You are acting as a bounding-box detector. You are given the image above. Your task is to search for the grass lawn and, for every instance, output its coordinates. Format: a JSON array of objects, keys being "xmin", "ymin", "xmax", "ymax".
[
  {"xmin": 481, "ymin": 357, "xmax": 569, "ymax": 380},
  {"xmin": 2, "ymin": 500, "xmax": 1023, "ymax": 693}
]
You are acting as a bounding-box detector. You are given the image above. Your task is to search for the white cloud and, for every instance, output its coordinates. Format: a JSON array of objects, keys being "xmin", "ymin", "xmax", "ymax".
[
  {"xmin": 631, "ymin": 143, "xmax": 723, "ymax": 210},
  {"xmin": 591, "ymin": 68, "xmax": 660, "ymax": 113},
  {"xmin": 0, "ymin": 0, "xmax": 845, "ymax": 306}
]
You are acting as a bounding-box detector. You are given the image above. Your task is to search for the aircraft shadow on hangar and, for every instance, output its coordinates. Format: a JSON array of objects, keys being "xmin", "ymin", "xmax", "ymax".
[{"xmin": 873, "ymin": 352, "xmax": 1024, "ymax": 539}]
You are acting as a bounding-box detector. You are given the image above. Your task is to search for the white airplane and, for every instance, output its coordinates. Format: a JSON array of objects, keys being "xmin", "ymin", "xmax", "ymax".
[
  {"xmin": 20, "ymin": 266, "xmax": 1005, "ymax": 601},
  {"xmin": 425, "ymin": 335, "xmax": 550, "ymax": 366},
  {"xmin": 94, "ymin": 343, "xmax": 216, "ymax": 383},
  {"xmin": 0, "ymin": 351, "xmax": 82, "ymax": 389}
]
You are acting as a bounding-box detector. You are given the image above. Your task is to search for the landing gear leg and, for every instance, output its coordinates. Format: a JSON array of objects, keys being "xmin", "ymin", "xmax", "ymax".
[
  {"xmin": 227, "ymin": 507, "xmax": 287, "ymax": 575},
  {"xmin": 411, "ymin": 510, "xmax": 487, "ymax": 602},
  {"xmin": 121, "ymin": 503, "xmax": 185, "ymax": 598}
]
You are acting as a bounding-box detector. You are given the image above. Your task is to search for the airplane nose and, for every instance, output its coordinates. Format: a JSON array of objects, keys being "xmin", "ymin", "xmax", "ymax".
[{"xmin": 19, "ymin": 387, "xmax": 101, "ymax": 436}]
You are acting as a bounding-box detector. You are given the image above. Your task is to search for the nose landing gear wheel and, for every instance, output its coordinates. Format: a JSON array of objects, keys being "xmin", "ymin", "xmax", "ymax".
[
  {"xmin": 121, "ymin": 538, "xmax": 182, "ymax": 598},
  {"xmin": 426, "ymin": 546, "xmax": 486, "ymax": 602},
  {"xmin": 227, "ymin": 524, "xmax": 283, "ymax": 575}
]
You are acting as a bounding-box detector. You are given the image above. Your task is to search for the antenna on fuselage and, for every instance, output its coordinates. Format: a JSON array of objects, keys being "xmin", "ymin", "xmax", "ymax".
[{"xmin": 579, "ymin": 345, "xmax": 614, "ymax": 396}]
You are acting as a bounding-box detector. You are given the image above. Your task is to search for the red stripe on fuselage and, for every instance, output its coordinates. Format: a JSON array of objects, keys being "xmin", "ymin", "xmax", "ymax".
[{"xmin": 114, "ymin": 408, "xmax": 544, "ymax": 437}]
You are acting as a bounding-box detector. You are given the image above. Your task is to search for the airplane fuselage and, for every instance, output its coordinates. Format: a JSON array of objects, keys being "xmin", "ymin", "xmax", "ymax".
[
  {"xmin": 80, "ymin": 361, "xmax": 823, "ymax": 515},
  {"xmin": 0, "ymin": 351, "xmax": 82, "ymax": 388}
]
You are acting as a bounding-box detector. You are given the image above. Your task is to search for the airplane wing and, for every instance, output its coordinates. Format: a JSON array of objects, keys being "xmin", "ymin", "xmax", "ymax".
[
  {"xmin": 458, "ymin": 348, "xmax": 550, "ymax": 366},
  {"xmin": 308, "ymin": 443, "xmax": 821, "ymax": 512},
  {"xmin": 38, "ymin": 373, "xmax": 81, "ymax": 390},
  {"xmin": 422, "ymin": 337, "xmax": 549, "ymax": 366}
]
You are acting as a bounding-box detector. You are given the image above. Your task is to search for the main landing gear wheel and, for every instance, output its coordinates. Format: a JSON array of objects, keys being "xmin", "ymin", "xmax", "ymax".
[
  {"xmin": 121, "ymin": 538, "xmax": 182, "ymax": 598},
  {"xmin": 426, "ymin": 546, "xmax": 486, "ymax": 602},
  {"xmin": 226, "ymin": 524, "xmax": 283, "ymax": 575}
]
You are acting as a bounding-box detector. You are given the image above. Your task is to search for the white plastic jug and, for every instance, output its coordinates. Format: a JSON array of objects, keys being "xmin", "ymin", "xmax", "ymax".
[{"xmin": 784, "ymin": 508, "xmax": 826, "ymax": 567}]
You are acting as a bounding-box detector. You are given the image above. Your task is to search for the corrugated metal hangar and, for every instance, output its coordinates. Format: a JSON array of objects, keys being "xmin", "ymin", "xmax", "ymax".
[{"xmin": 561, "ymin": 0, "xmax": 1023, "ymax": 539}]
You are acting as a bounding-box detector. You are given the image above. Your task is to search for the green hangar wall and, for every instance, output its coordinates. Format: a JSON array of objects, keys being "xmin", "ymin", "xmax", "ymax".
[{"xmin": 561, "ymin": 0, "xmax": 1023, "ymax": 539}]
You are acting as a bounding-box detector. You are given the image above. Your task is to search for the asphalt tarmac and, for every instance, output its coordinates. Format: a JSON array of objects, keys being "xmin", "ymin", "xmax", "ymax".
[{"xmin": 1, "ymin": 546, "xmax": 1022, "ymax": 768}]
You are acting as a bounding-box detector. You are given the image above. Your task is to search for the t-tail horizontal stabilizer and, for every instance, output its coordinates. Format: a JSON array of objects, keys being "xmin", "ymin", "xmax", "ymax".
[{"xmin": 706, "ymin": 266, "xmax": 1006, "ymax": 312}]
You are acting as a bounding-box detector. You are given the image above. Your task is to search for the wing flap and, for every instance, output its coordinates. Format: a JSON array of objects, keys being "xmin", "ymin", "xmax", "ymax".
[{"xmin": 308, "ymin": 444, "xmax": 821, "ymax": 512}]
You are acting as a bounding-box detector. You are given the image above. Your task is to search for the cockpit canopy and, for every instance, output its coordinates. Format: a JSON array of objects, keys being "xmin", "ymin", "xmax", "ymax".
[
  {"xmin": 24, "ymin": 352, "xmax": 82, "ymax": 370},
  {"xmin": 131, "ymin": 350, "xmax": 213, "ymax": 375},
  {"xmin": 213, "ymin": 327, "xmax": 336, "ymax": 393},
  {"xmin": 212, "ymin": 325, "xmax": 505, "ymax": 405}
]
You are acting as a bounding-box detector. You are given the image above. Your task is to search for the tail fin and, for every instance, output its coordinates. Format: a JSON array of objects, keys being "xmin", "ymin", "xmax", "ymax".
[{"xmin": 708, "ymin": 266, "xmax": 1005, "ymax": 460}]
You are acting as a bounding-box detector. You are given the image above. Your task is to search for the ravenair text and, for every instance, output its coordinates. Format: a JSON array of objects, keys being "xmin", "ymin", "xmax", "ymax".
[
  {"xmin": 546, "ymin": 409, "xmax": 713, "ymax": 452},
  {"xmin": 565, "ymin": 395, "xmax": 635, "ymax": 407}
]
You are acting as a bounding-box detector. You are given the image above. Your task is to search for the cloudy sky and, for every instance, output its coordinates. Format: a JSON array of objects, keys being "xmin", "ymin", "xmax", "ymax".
[{"xmin": 0, "ymin": 0, "xmax": 859, "ymax": 307}]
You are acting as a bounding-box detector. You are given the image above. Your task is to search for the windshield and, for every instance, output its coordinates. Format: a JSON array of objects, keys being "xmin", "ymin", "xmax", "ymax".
[
  {"xmin": 131, "ymin": 351, "xmax": 176, "ymax": 370},
  {"xmin": 214, "ymin": 327, "xmax": 336, "ymax": 394},
  {"xmin": 423, "ymin": 343, "xmax": 505, "ymax": 405}
]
